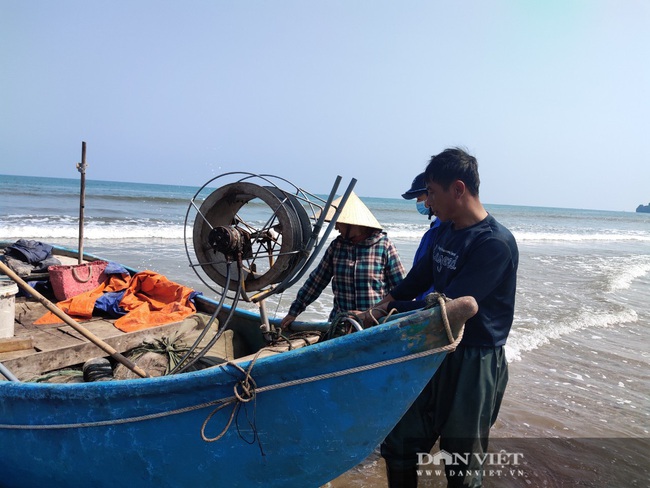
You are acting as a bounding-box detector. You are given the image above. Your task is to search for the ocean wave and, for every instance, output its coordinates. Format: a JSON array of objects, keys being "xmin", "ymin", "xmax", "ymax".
[
  {"xmin": 604, "ymin": 256, "xmax": 650, "ymax": 292},
  {"xmin": 86, "ymin": 193, "xmax": 193, "ymax": 206},
  {"xmin": 0, "ymin": 223, "xmax": 186, "ymax": 240},
  {"xmin": 381, "ymin": 224, "xmax": 431, "ymax": 240},
  {"xmin": 505, "ymin": 307, "xmax": 638, "ymax": 363},
  {"xmin": 384, "ymin": 225, "xmax": 650, "ymax": 243},
  {"xmin": 4, "ymin": 219, "xmax": 650, "ymax": 245},
  {"xmin": 513, "ymin": 231, "xmax": 650, "ymax": 242},
  {"xmin": 5, "ymin": 188, "xmax": 190, "ymax": 205}
]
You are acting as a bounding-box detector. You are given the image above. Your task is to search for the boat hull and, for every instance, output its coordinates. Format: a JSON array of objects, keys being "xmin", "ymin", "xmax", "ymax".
[{"xmin": 0, "ymin": 299, "xmax": 470, "ymax": 488}]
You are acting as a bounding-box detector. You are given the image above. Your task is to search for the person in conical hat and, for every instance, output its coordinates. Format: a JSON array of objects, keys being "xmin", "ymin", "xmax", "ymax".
[
  {"xmin": 317, "ymin": 191, "xmax": 383, "ymax": 244},
  {"xmin": 322, "ymin": 191, "xmax": 382, "ymax": 230},
  {"xmin": 280, "ymin": 191, "xmax": 405, "ymax": 330}
]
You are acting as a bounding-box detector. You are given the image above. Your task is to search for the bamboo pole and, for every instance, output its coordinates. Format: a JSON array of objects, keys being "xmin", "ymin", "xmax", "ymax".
[
  {"xmin": 0, "ymin": 261, "xmax": 150, "ymax": 379},
  {"xmin": 77, "ymin": 141, "xmax": 87, "ymax": 264}
]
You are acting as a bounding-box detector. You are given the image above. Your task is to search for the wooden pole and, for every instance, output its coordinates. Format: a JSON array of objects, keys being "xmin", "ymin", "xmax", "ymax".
[
  {"xmin": 77, "ymin": 141, "xmax": 87, "ymax": 264},
  {"xmin": 0, "ymin": 261, "xmax": 150, "ymax": 379}
]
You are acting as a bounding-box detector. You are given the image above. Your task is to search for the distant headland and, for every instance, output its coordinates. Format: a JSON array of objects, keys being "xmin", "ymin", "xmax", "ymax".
[{"xmin": 636, "ymin": 203, "xmax": 650, "ymax": 213}]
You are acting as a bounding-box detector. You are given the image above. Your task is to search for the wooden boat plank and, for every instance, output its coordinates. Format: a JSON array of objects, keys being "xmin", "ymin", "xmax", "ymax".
[
  {"xmin": 32, "ymin": 327, "xmax": 85, "ymax": 352},
  {"xmin": 14, "ymin": 299, "xmax": 50, "ymax": 328},
  {"xmin": 0, "ymin": 337, "xmax": 33, "ymax": 353},
  {"xmin": 57, "ymin": 320, "xmax": 120, "ymax": 343}
]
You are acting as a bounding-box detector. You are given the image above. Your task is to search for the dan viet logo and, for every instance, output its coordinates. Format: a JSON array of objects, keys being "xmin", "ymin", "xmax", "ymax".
[{"xmin": 417, "ymin": 450, "xmax": 525, "ymax": 479}]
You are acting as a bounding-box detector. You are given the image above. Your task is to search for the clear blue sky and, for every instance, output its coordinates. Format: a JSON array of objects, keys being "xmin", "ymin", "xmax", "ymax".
[{"xmin": 1, "ymin": 1, "xmax": 648, "ymax": 211}]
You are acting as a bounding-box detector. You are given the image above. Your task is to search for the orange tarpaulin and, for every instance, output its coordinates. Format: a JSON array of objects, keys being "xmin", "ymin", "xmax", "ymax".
[
  {"xmin": 114, "ymin": 271, "xmax": 197, "ymax": 332},
  {"xmin": 35, "ymin": 271, "xmax": 197, "ymax": 332}
]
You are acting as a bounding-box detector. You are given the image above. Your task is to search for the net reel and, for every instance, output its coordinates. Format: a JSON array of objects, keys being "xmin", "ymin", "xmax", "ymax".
[
  {"xmin": 184, "ymin": 172, "xmax": 355, "ymax": 302},
  {"xmin": 173, "ymin": 173, "xmax": 355, "ymax": 374}
]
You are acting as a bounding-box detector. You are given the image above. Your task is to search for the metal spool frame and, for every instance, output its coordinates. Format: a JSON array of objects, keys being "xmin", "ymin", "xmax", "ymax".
[
  {"xmin": 192, "ymin": 182, "xmax": 312, "ymax": 292},
  {"xmin": 173, "ymin": 172, "xmax": 355, "ymax": 374},
  {"xmin": 184, "ymin": 172, "xmax": 356, "ymax": 302}
]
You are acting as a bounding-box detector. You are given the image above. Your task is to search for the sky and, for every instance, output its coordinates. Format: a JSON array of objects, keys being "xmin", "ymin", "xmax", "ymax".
[{"xmin": 1, "ymin": 1, "xmax": 649, "ymax": 212}]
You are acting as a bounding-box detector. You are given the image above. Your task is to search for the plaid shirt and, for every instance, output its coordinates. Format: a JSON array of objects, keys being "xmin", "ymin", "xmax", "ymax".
[{"xmin": 289, "ymin": 231, "xmax": 405, "ymax": 321}]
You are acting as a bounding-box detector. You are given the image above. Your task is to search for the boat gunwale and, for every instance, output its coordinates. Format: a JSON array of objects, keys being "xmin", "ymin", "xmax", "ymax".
[{"xmin": 0, "ymin": 304, "xmax": 452, "ymax": 401}]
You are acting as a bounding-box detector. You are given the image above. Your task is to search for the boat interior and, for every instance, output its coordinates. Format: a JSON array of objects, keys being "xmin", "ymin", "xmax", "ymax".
[{"xmin": 0, "ymin": 249, "xmax": 321, "ymax": 383}]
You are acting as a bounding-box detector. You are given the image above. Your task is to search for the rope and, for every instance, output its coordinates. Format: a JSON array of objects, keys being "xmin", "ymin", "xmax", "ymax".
[
  {"xmin": 424, "ymin": 292, "xmax": 457, "ymax": 344},
  {"xmin": 366, "ymin": 306, "xmax": 398, "ymax": 326},
  {"xmin": 201, "ymin": 359, "xmax": 259, "ymax": 443},
  {"xmin": 0, "ymin": 304, "xmax": 463, "ymax": 434}
]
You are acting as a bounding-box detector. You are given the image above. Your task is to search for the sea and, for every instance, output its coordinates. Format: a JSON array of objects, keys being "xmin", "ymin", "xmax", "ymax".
[{"xmin": 1, "ymin": 174, "xmax": 649, "ymax": 487}]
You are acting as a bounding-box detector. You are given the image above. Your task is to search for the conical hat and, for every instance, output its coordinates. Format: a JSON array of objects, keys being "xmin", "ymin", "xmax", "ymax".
[{"xmin": 321, "ymin": 191, "xmax": 382, "ymax": 230}]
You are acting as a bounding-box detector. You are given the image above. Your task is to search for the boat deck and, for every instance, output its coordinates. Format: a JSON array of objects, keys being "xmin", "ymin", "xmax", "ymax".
[
  {"xmin": 0, "ymin": 249, "xmax": 322, "ymax": 382},
  {"xmin": 0, "ymin": 252, "xmax": 240, "ymax": 381},
  {"xmin": 0, "ymin": 295, "xmax": 233, "ymax": 381}
]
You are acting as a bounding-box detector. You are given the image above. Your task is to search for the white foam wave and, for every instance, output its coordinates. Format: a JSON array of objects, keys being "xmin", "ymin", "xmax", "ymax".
[
  {"xmin": 384, "ymin": 226, "xmax": 650, "ymax": 243},
  {"xmin": 382, "ymin": 223, "xmax": 430, "ymax": 240},
  {"xmin": 2, "ymin": 224, "xmax": 426, "ymax": 243},
  {"xmin": 3, "ymin": 218, "xmax": 648, "ymax": 245},
  {"xmin": 0, "ymin": 224, "xmax": 185, "ymax": 240},
  {"xmin": 607, "ymin": 259, "xmax": 650, "ymax": 292},
  {"xmin": 513, "ymin": 231, "xmax": 650, "ymax": 242},
  {"xmin": 505, "ymin": 308, "xmax": 638, "ymax": 363}
]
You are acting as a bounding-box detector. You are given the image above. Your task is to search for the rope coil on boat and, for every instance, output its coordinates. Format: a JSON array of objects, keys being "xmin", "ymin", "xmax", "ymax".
[
  {"xmin": 199, "ymin": 360, "xmax": 260, "ymax": 444},
  {"xmin": 424, "ymin": 292, "xmax": 457, "ymax": 344},
  {"xmin": 233, "ymin": 375, "xmax": 256, "ymax": 403}
]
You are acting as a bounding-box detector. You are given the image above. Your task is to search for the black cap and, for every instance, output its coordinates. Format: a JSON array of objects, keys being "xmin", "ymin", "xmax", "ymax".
[{"xmin": 401, "ymin": 172, "xmax": 426, "ymax": 200}]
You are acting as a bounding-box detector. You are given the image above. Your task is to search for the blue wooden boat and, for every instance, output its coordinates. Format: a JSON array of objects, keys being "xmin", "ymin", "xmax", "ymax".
[
  {"xmin": 0, "ymin": 284, "xmax": 475, "ymax": 487},
  {"xmin": 0, "ymin": 173, "xmax": 477, "ymax": 486}
]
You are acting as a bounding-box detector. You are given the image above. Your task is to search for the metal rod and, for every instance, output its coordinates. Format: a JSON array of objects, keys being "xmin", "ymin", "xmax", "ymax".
[
  {"xmin": 0, "ymin": 361, "xmax": 20, "ymax": 382},
  {"xmin": 258, "ymin": 299, "xmax": 271, "ymax": 338},
  {"xmin": 77, "ymin": 141, "xmax": 87, "ymax": 264}
]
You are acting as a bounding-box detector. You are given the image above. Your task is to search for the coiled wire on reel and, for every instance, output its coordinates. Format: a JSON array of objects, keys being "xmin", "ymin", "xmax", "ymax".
[
  {"xmin": 172, "ymin": 172, "xmax": 354, "ymax": 375},
  {"xmin": 184, "ymin": 172, "xmax": 355, "ymax": 302}
]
